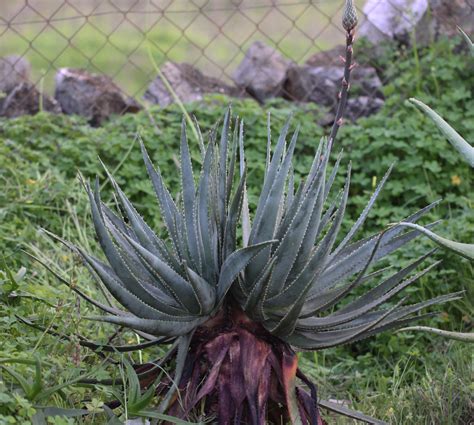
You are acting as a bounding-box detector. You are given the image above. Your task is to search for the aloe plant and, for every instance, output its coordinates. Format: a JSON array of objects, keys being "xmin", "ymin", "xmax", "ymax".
[
  {"xmin": 45, "ymin": 110, "xmax": 464, "ymax": 424},
  {"xmin": 46, "ymin": 109, "xmax": 461, "ymax": 423},
  {"xmin": 35, "ymin": 2, "xmax": 465, "ymax": 424}
]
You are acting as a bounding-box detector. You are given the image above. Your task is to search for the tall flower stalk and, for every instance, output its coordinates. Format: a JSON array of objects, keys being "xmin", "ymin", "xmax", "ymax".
[{"xmin": 329, "ymin": 0, "xmax": 359, "ymax": 145}]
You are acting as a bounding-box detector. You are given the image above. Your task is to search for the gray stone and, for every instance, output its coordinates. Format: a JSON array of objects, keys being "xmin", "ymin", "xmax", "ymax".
[
  {"xmin": 284, "ymin": 64, "xmax": 383, "ymax": 108},
  {"xmin": 317, "ymin": 96, "xmax": 385, "ymax": 126},
  {"xmin": 360, "ymin": 0, "xmax": 430, "ymax": 45},
  {"xmin": 360, "ymin": 0, "xmax": 474, "ymax": 46},
  {"xmin": 429, "ymin": 0, "xmax": 474, "ymax": 38},
  {"xmin": 144, "ymin": 62, "xmax": 241, "ymax": 107},
  {"xmin": 0, "ymin": 82, "xmax": 61, "ymax": 118},
  {"xmin": 55, "ymin": 68, "xmax": 141, "ymax": 126},
  {"xmin": 0, "ymin": 56, "xmax": 30, "ymax": 94},
  {"xmin": 233, "ymin": 41, "xmax": 290, "ymax": 102},
  {"xmin": 284, "ymin": 65, "xmax": 339, "ymax": 107},
  {"xmin": 0, "ymin": 55, "xmax": 31, "ymax": 112},
  {"xmin": 284, "ymin": 64, "xmax": 384, "ymax": 124},
  {"xmin": 306, "ymin": 45, "xmax": 348, "ymax": 67},
  {"xmin": 346, "ymin": 96, "xmax": 385, "ymax": 121}
]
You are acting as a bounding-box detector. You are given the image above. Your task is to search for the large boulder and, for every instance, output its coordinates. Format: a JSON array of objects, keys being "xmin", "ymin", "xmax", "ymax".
[
  {"xmin": 144, "ymin": 62, "xmax": 241, "ymax": 107},
  {"xmin": 55, "ymin": 68, "xmax": 141, "ymax": 126},
  {"xmin": 0, "ymin": 82, "xmax": 61, "ymax": 118},
  {"xmin": 360, "ymin": 0, "xmax": 473, "ymax": 46},
  {"xmin": 233, "ymin": 41, "xmax": 290, "ymax": 102}
]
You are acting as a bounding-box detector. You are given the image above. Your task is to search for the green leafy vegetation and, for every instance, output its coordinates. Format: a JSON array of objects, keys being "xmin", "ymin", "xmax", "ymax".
[{"xmin": 0, "ymin": 35, "xmax": 472, "ymax": 423}]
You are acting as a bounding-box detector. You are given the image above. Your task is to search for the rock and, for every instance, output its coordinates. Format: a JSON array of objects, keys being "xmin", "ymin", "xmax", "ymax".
[
  {"xmin": 429, "ymin": 0, "xmax": 474, "ymax": 38},
  {"xmin": 0, "ymin": 56, "xmax": 31, "ymax": 112},
  {"xmin": 305, "ymin": 45, "xmax": 348, "ymax": 67},
  {"xmin": 317, "ymin": 95, "xmax": 385, "ymax": 126},
  {"xmin": 360, "ymin": 0, "xmax": 474, "ymax": 46},
  {"xmin": 284, "ymin": 64, "xmax": 383, "ymax": 109},
  {"xmin": 0, "ymin": 56, "xmax": 30, "ymax": 95},
  {"xmin": 346, "ymin": 96, "xmax": 385, "ymax": 121},
  {"xmin": 233, "ymin": 41, "xmax": 290, "ymax": 102},
  {"xmin": 0, "ymin": 82, "xmax": 61, "ymax": 118},
  {"xmin": 284, "ymin": 65, "xmax": 338, "ymax": 107},
  {"xmin": 54, "ymin": 68, "xmax": 141, "ymax": 126},
  {"xmin": 144, "ymin": 62, "xmax": 241, "ymax": 107},
  {"xmin": 284, "ymin": 64, "xmax": 384, "ymax": 124},
  {"xmin": 360, "ymin": 0, "xmax": 430, "ymax": 45}
]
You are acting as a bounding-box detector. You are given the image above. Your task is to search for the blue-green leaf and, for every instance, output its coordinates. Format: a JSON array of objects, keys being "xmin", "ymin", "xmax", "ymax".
[{"xmin": 410, "ymin": 98, "xmax": 474, "ymax": 167}]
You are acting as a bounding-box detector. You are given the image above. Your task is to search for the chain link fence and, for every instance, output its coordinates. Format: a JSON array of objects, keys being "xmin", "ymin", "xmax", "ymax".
[{"xmin": 0, "ymin": 0, "xmax": 471, "ymax": 124}]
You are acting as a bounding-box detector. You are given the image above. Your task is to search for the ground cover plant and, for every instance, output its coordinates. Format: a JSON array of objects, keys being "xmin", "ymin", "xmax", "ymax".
[{"xmin": 0, "ymin": 8, "xmax": 473, "ymax": 425}]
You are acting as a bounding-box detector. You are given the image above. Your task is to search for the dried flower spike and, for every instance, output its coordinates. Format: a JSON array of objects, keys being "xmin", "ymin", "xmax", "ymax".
[{"xmin": 342, "ymin": 0, "xmax": 358, "ymax": 32}]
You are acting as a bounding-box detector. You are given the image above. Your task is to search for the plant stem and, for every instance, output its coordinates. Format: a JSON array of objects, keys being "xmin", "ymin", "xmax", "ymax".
[{"xmin": 329, "ymin": 28, "xmax": 356, "ymax": 147}]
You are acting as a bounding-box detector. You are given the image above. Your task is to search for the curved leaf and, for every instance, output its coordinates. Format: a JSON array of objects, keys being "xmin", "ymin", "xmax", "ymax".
[
  {"xmin": 398, "ymin": 326, "xmax": 474, "ymax": 342},
  {"xmin": 217, "ymin": 241, "xmax": 276, "ymax": 302},
  {"xmin": 399, "ymin": 222, "xmax": 474, "ymax": 260},
  {"xmin": 409, "ymin": 98, "xmax": 474, "ymax": 167}
]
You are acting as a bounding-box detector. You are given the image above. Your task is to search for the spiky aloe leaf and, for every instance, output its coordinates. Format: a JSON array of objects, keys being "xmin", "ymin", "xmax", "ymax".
[
  {"xmin": 295, "ymin": 261, "xmax": 441, "ymax": 331},
  {"xmin": 216, "ymin": 241, "xmax": 276, "ymax": 303},
  {"xmin": 332, "ymin": 250, "xmax": 437, "ymax": 315},
  {"xmin": 398, "ymin": 326, "xmax": 474, "ymax": 342},
  {"xmin": 308, "ymin": 216, "xmax": 441, "ymax": 302},
  {"xmin": 197, "ymin": 140, "xmax": 217, "ymax": 283},
  {"xmin": 141, "ymin": 141, "xmax": 184, "ymax": 257},
  {"xmin": 238, "ymin": 120, "xmax": 251, "ymax": 247},
  {"xmin": 217, "ymin": 107, "xmax": 231, "ymax": 239},
  {"xmin": 247, "ymin": 127, "xmax": 298, "ymax": 282},
  {"xmin": 409, "ymin": 98, "xmax": 474, "ymax": 167},
  {"xmin": 399, "ymin": 222, "xmax": 474, "ymax": 260},
  {"xmin": 123, "ymin": 235, "xmax": 202, "ymax": 313},
  {"xmin": 87, "ymin": 314, "xmax": 206, "ymax": 337},
  {"xmin": 223, "ymin": 169, "xmax": 247, "ymax": 259},
  {"xmin": 458, "ymin": 26, "xmax": 474, "ymax": 55},
  {"xmin": 318, "ymin": 400, "xmax": 387, "ymax": 425},
  {"xmin": 184, "ymin": 265, "xmax": 215, "ymax": 314},
  {"xmin": 180, "ymin": 119, "xmax": 201, "ymax": 272},
  {"xmin": 331, "ymin": 164, "xmax": 393, "ymax": 257},
  {"xmin": 264, "ymin": 169, "xmax": 351, "ymax": 338}
]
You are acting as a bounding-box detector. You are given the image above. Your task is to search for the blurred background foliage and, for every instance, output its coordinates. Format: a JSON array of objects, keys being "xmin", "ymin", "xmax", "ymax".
[{"xmin": 0, "ymin": 0, "xmax": 366, "ymax": 97}]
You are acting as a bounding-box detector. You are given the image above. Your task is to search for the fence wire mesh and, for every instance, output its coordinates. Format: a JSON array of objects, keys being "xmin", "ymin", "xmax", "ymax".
[{"xmin": 0, "ymin": 0, "xmax": 471, "ymax": 124}]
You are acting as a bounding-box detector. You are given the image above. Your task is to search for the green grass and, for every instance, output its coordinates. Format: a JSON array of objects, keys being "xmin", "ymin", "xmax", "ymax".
[{"xmin": 300, "ymin": 341, "xmax": 473, "ymax": 424}]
